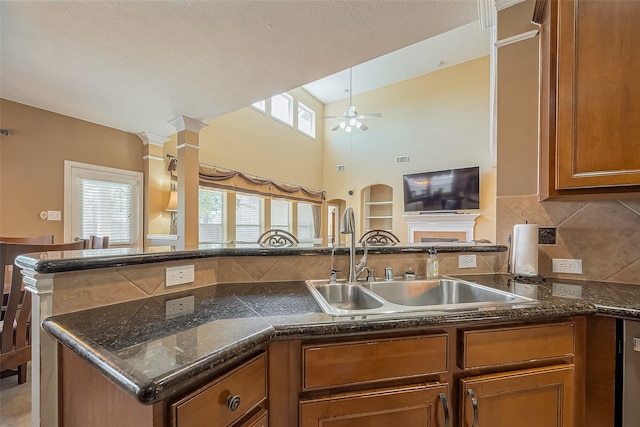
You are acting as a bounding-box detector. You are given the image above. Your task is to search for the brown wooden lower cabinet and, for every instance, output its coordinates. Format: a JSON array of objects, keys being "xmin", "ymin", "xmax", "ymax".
[
  {"xmin": 171, "ymin": 353, "xmax": 267, "ymax": 427},
  {"xmin": 299, "ymin": 383, "xmax": 448, "ymax": 427},
  {"xmin": 459, "ymin": 364, "xmax": 575, "ymax": 427}
]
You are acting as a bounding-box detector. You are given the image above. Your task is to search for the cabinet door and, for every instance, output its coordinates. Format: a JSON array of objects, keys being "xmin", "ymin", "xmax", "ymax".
[
  {"xmin": 300, "ymin": 383, "xmax": 449, "ymax": 427},
  {"xmin": 460, "ymin": 364, "xmax": 574, "ymax": 427},
  {"xmin": 537, "ymin": 0, "xmax": 640, "ymax": 196}
]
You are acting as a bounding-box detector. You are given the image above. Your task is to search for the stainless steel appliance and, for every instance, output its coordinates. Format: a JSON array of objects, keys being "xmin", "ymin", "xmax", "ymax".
[{"xmin": 619, "ymin": 319, "xmax": 640, "ymax": 426}]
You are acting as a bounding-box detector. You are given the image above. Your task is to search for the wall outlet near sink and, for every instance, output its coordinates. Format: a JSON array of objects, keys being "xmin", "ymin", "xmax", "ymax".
[
  {"xmin": 458, "ymin": 254, "xmax": 477, "ymax": 269},
  {"xmin": 552, "ymin": 259, "xmax": 583, "ymax": 274},
  {"xmin": 166, "ymin": 265, "xmax": 195, "ymax": 286}
]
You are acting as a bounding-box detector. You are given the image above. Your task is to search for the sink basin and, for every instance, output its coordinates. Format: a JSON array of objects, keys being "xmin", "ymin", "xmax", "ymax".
[
  {"xmin": 309, "ymin": 283, "xmax": 385, "ymax": 314},
  {"xmin": 363, "ymin": 279, "xmax": 522, "ymax": 306},
  {"xmin": 306, "ymin": 277, "xmax": 536, "ymax": 316}
]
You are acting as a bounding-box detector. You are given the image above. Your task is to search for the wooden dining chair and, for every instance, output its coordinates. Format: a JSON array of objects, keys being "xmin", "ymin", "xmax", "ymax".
[
  {"xmin": 87, "ymin": 235, "xmax": 109, "ymax": 249},
  {"xmin": 0, "ymin": 240, "xmax": 86, "ymax": 384}
]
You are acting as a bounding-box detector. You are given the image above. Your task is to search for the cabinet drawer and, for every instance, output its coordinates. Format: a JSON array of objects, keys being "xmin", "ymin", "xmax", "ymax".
[
  {"xmin": 171, "ymin": 353, "xmax": 267, "ymax": 427},
  {"xmin": 460, "ymin": 322, "xmax": 574, "ymax": 369},
  {"xmin": 300, "ymin": 383, "xmax": 448, "ymax": 427},
  {"xmin": 303, "ymin": 334, "xmax": 447, "ymax": 391}
]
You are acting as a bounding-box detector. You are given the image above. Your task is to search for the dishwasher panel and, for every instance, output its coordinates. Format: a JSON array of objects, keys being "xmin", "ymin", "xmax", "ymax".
[{"xmin": 623, "ymin": 319, "xmax": 640, "ymax": 427}]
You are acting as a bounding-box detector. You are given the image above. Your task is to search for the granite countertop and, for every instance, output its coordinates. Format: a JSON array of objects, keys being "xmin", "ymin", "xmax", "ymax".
[
  {"xmin": 16, "ymin": 242, "xmax": 505, "ymax": 274},
  {"xmin": 42, "ymin": 273, "xmax": 640, "ymax": 405}
]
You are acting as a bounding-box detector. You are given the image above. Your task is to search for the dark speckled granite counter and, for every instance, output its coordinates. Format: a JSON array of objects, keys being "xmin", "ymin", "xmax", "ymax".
[
  {"xmin": 42, "ymin": 273, "xmax": 640, "ymax": 405},
  {"xmin": 16, "ymin": 242, "xmax": 505, "ymax": 274}
]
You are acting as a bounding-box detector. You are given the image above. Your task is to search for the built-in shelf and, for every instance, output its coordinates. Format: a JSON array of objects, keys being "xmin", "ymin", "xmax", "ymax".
[{"xmin": 362, "ymin": 184, "xmax": 394, "ymax": 233}]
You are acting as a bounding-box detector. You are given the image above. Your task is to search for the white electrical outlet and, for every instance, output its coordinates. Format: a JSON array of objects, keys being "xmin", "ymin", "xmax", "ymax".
[
  {"xmin": 165, "ymin": 265, "xmax": 195, "ymax": 286},
  {"xmin": 458, "ymin": 254, "xmax": 477, "ymax": 269},
  {"xmin": 552, "ymin": 259, "xmax": 583, "ymax": 274},
  {"xmin": 165, "ymin": 295, "xmax": 194, "ymax": 319}
]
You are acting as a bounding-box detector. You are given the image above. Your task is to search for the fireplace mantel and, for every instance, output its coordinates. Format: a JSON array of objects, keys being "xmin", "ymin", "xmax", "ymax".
[{"xmin": 403, "ymin": 213, "xmax": 480, "ymax": 243}]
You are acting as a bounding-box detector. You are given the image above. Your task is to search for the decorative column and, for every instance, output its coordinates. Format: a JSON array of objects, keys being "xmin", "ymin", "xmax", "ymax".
[
  {"xmin": 22, "ymin": 269, "xmax": 56, "ymax": 427},
  {"xmin": 137, "ymin": 132, "xmax": 171, "ymax": 249},
  {"xmin": 168, "ymin": 116, "xmax": 208, "ymax": 249}
]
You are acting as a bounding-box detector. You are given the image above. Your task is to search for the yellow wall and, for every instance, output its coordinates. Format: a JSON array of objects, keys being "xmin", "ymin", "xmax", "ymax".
[
  {"xmin": 322, "ymin": 56, "xmax": 495, "ymax": 242},
  {"xmin": 174, "ymin": 87, "xmax": 324, "ymax": 190},
  {"xmin": 0, "ymin": 99, "xmax": 143, "ymax": 241}
]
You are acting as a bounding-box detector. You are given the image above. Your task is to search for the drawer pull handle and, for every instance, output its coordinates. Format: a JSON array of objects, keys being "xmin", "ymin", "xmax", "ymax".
[
  {"xmin": 438, "ymin": 393, "xmax": 450, "ymax": 427},
  {"xmin": 468, "ymin": 389, "xmax": 479, "ymax": 427},
  {"xmin": 226, "ymin": 394, "xmax": 241, "ymax": 412}
]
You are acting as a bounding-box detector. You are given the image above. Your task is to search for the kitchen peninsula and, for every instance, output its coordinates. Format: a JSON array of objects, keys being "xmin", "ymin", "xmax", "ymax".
[{"xmin": 17, "ymin": 245, "xmax": 639, "ymax": 426}]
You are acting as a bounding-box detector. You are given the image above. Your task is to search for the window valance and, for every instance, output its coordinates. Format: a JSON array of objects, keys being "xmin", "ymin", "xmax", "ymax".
[{"xmin": 168, "ymin": 158, "xmax": 325, "ymax": 205}]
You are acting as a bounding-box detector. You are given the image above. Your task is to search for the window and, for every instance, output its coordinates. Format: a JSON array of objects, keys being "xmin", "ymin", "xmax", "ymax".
[
  {"xmin": 298, "ymin": 101, "xmax": 315, "ymax": 138},
  {"xmin": 271, "ymin": 93, "xmax": 293, "ymax": 126},
  {"xmin": 236, "ymin": 193, "xmax": 263, "ymax": 243},
  {"xmin": 297, "ymin": 202, "xmax": 314, "ymax": 241},
  {"xmin": 199, "ymin": 188, "xmax": 226, "ymax": 243},
  {"xmin": 251, "ymin": 99, "xmax": 266, "ymax": 112},
  {"xmin": 65, "ymin": 161, "xmax": 143, "ymax": 248},
  {"xmin": 271, "ymin": 199, "xmax": 291, "ymax": 231}
]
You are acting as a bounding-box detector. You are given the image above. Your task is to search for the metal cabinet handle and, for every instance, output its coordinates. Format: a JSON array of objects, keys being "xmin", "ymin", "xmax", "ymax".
[
  {"xmin": 226, "ymin": 394, "xmax": 241, "ymax": 412},
  {"xmin": 438, "ymin": 393, "xmax": 450, "ymax": 427},
  {"xmin": 468, "ymin": 389, "xmax": 479, "ymax": 427}
]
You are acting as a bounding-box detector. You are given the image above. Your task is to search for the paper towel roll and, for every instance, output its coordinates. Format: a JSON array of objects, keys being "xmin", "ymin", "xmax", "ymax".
[{"xmin": 511, "ymin": 224, "xmax": 538, "ymax": 276}]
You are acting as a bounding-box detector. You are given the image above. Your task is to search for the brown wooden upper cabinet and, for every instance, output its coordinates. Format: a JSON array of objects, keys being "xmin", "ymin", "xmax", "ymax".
[{"xmin": 534, "ymin": 0, "xmax": 640, "ymax": 199}]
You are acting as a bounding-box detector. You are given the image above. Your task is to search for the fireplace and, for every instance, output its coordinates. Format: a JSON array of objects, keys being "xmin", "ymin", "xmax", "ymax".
[{"xmin": 403, "ymin": 213, "xmax": 479, "ymax": 243}]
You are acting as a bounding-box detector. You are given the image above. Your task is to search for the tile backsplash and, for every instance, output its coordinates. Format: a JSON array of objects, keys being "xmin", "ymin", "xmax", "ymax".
[{"xmin": 497, "ymin": 195, "xmax": 640, "ymax": 284}]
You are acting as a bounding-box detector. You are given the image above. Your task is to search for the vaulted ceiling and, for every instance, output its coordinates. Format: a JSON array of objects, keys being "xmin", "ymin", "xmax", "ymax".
[{"xmin": 0, "ymin": 1, "xmax": 481, "ymax": 137}]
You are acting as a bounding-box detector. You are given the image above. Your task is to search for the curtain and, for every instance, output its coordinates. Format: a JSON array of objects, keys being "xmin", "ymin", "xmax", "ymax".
[
  {"xmin": 312, "ymin": 205, "xmax": 321, "ymax": 238},
  {"xmin": 198, "ymin": 165, "xmax": 325, "ymax": 205}
]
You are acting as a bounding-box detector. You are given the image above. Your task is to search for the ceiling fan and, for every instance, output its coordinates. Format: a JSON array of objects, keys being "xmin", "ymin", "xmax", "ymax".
[{"xmin": 323, "ymin": 68, "xmax": 382, "ymax": 132}]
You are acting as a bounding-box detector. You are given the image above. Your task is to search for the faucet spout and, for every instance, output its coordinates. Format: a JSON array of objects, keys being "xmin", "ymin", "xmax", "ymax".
[{"xmin": 340, "ymin": 207, "xmax": 367, "ymax": 283}]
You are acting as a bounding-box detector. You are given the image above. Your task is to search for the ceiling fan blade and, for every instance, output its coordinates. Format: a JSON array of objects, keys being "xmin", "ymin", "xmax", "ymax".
[
  {"xmin": 323, "ymin": 115, "xmax": 344, "ymax": 119},
  {"xmin": 359, "ymin": 123, "xmax": 369, "ymax": 131},
  {"xmin": 331, "ymin": 124, "xmax": 341, "ymax": 131},
  {"xmin": 357, "ymin": 113, "xmax": 382, "ymax": 119}
]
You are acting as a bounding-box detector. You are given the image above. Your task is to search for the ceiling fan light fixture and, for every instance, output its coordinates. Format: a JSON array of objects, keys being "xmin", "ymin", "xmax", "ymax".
[{"xmin": 324, "ymin": 67, "xmax": 382, "ymax": 132}]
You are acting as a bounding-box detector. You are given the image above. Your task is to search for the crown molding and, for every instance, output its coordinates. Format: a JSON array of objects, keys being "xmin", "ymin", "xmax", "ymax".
[
  {"xmin": 136, "ymin": 131, "xmax": 170, "ymax": 146},
  {"xmin": 176, "ymin": 143, "xmax": 200, "ymax": 151},
  {"xmin": 495, "ymin": 29, "xmax": 539, "ymax": 47},
  {"xmin": 477, "ymin": 0, "xmax": 496, "ymax": 29},
  {"xmin": 168, "ymin": 115, "xmax": 208, "ymax": 133},
  {"xmin": 496, "ymin": 0, "xmax": 525, "ymax": 11},
  {"xmin": 143, "ymin": 155, "xmax": 164, "ymax": 161}
]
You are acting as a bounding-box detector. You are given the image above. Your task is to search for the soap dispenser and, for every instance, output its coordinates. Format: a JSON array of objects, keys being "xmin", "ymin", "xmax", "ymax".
[
  {"xmin": 432, "ymin": 250, "xmax": 439, "ymax": 278},
  {"xmin": 427, "ymin": 249, "xmax": 439, "ymax": 279}
]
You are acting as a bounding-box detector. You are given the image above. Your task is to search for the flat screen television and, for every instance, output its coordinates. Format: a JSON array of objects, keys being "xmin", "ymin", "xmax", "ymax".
[{"xmin": 403, "ymin": 166, "xmax": 480, "ymax": 213}]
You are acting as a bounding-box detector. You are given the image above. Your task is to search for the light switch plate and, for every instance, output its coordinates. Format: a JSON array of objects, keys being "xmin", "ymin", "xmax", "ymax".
[{"xmin": 47, "ymin": 210, "xmax": 61, "ymax": 221}]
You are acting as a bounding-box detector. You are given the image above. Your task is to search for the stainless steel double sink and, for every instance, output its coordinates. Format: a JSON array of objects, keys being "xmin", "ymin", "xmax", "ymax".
[{"xmin": 305, "ymin": 277, "xmax": 537, "ymax": 316}]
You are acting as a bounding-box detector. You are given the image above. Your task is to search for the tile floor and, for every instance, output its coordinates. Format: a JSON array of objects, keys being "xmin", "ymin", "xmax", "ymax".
[{"xmin": 0, "ymin": 367, "xmax": 31, "ymax": 427}]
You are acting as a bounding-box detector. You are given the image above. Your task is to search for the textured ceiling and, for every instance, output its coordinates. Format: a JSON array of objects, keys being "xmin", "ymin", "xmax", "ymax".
[{"xmin": 0, "ymin": 1, "xmax": 479, "ymax": 137}]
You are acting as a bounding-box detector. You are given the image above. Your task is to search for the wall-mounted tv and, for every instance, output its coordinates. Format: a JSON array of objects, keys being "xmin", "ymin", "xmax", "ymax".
[{"xmin": 403, "ymin": 166, "xmax": 480, "ymax": 213}]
